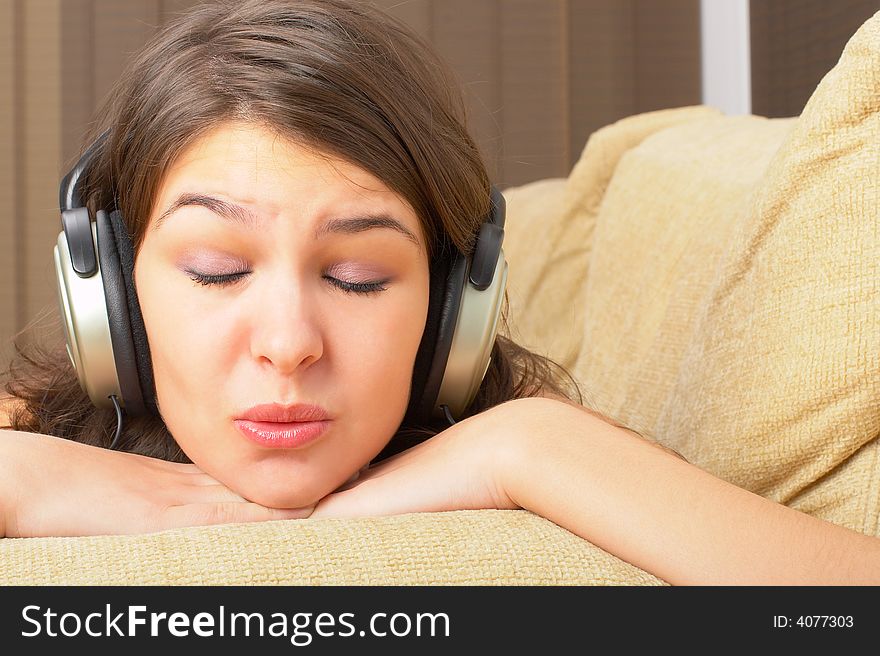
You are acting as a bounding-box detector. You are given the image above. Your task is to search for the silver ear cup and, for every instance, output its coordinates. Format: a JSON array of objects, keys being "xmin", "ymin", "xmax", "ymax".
[
  {"xmin": 53, "ymin": 227, "xmax": 123, "ymax": 409},
  {"xmin": 434, "ymin": 249, "xmax": 508, "ymax": 419}
]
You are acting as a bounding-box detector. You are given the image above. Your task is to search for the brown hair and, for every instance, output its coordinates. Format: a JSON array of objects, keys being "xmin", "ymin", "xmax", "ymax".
[{"xmin": 2, "ymin": 0, "xmax": 582, "ymax": 462}]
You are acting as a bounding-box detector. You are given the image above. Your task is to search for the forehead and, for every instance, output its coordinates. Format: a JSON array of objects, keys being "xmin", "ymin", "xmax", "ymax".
[
  {"xmin": 167, "ymin": 123, "xmax": 377, "ymax": 184},
  {"xmin": 152, "ymin": 121, "xmax": 425, "ymax": 241}
]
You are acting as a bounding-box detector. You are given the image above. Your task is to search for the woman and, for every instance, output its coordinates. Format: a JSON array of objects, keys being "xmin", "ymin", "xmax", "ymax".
[{"xmin": 1, "ymin": 0, "xmax": 878, "ymax": 584}]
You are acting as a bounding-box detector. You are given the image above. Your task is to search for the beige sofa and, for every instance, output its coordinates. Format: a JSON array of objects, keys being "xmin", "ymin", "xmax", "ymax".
[{"xmin": 2, "ymin": 12, "xmax": 879, "ymax": 586}]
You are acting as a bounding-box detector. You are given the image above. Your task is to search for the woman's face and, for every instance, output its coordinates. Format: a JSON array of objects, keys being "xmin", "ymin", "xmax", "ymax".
[{"xmin": 135, "ymin": 121, "xmax": 430, "ymax": 508}]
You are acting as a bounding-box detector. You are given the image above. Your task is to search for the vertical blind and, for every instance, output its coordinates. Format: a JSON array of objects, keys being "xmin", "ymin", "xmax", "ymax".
[
  {"xmin": 0, "ymin": 0, "xmax": 700, "ymax": 364},
  {"xmin": 750, "ymin": 0, "xmax": 880, "ymax": 118}
]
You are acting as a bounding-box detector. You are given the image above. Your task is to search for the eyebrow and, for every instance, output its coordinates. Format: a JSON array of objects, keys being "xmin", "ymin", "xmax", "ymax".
[{"xmin": 153, "ymin": 192, "xmax": 422, "ymax": 249}]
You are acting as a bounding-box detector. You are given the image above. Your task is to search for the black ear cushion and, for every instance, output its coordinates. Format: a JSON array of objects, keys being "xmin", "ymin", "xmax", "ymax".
[
  {"xmin": 402, "ymin": 247, "xmax": 464, "ymax": 427},
  {"xmin": 103, "ymin": 210, "xmax": 158, "ymax": 415},
  {"xmin": 96, "ymin": 210, "xmax": 146, "ymax": 415},
  {"xmin": 423, "ymin": 251, "xmax": 468, "ymax": 419}
]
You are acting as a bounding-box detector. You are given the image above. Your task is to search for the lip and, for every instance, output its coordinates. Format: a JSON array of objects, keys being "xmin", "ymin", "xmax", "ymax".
[
  {"xmin": 238, "ymin": 403, "xmax": 330, "ymax": 423},
  {"xmin": 235, "ymin": 403, "xmax": 331, "ymax": 449}
]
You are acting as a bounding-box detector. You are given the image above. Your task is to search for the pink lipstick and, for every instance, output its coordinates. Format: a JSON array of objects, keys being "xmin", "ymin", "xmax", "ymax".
[{"xmin": 234, "ymin": 403, "xmax": 331, "ymax": 449}]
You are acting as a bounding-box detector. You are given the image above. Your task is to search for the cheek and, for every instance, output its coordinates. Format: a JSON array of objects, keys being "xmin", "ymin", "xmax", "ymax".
[
  {"xmin": 134, "ymin": 256, "xmax": 234, "ymax": 410},
  {"xmin": 341, "ymin": 285, "xmax": 428, "ymax": 383}
]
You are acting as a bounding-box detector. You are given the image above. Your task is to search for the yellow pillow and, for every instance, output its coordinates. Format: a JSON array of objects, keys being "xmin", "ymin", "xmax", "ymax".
[
  {"xmin": 571, "ymin": 112, "xmax": 793, "ymax": 427},
  {"xmin": 502, "ymin": 105, "xmax": 721, "ymax": 374},
  {"xmin": 652, "ymin": 12, "xmax": 880, "ymax": 534}
]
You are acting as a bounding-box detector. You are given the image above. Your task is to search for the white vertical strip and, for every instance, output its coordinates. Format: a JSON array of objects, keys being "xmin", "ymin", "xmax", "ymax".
[{"xmin": 700, "ymin": 0, "xmax": 751, "ymax": 115}]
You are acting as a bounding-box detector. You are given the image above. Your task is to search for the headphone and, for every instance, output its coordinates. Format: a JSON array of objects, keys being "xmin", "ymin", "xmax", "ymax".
[{"xmin": 54, "ymin": 131, "xmax": 508, "ymax": 427}]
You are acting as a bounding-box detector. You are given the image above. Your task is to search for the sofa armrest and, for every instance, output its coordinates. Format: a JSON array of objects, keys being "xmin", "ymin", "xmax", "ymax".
[{"xmin": 0, "ymin": 510, "xmax": 666, "ymax": 585}]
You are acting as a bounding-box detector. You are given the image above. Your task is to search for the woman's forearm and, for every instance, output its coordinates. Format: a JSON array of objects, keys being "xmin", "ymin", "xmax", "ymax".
[
  {"xmin": 502, "ymin": 400, "xmax": 880, "ymax": 585},
  {"xmin": 0, "ymin": 428, "xmax": 31, "ymax": 539},
  {"xmin": 0, "ymin": 476, "xmax": 5, "ymax": 538}
]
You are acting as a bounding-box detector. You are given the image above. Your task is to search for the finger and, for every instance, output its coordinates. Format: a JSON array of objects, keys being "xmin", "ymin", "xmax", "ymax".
[
  {"xmin": 159, "ymin": 502, "xmax": 314, "ymax": 530},
  {"xmin": 182, "ymin": 483, "xmax": 249, "ymax": 504},
  {"xmin": 310, "ymin": 481, "xmax": 422, "ymax": 519},
  {"xmin": 309, "ymin": 489, "xmax": 371, "ymax": 518},
  {"xmin": 130, "ymin": 456, "xmax": 205, "ymax": 476},
  {"xmin": 183, "ymin": 472, "xmax": 229, "ymax": 487},
  {"xmin": 146, "ymin": 459, "xmax": 224, "ymax": 480}
]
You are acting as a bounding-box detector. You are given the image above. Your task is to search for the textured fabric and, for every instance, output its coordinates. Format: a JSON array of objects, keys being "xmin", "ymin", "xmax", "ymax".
[
  {"xmin": 575, "ymin": 13, "xmax": 880, "ymax": 535},
  {"xmin": 655, "ymin": 12, "xmax": 880, "ymax": 532},
  {"xmin": 503, "ymin": 105, "xmax": 721, "ymax": 376},
  {"xmin": 0, "ymin": 511, "xmax": 664, "ymax": 585},
  {"xmin": 571, "ymin": 114, "xmax": 795, "ymax": 431}
]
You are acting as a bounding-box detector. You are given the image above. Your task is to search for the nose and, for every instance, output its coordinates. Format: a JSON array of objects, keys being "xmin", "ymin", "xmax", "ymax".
[{"xmin": 249, "ymin": 279, "xmax": 324, "ymax": 375}]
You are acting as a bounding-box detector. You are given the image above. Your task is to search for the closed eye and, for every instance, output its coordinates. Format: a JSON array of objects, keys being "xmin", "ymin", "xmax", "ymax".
[
  {"xmin": 185, "ymin": 270, "xmax": 388, "ymax": 295},
  {"xmin": 186, "ymin": 270, "xmax": 249, "ymax": 287},
  {"xmin": 323, "ymin": 276, "xmax": 388, "ymax": 295}
]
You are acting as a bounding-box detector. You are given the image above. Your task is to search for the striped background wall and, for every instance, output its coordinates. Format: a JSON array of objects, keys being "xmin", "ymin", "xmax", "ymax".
[{"xmin": 0, "ymin": 0, "xmax": 701, "ymax": 366}]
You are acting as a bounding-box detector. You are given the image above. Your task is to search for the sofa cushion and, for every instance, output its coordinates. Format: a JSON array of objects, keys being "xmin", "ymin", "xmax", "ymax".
[
  {"xmin": 0, "ymin": 510, "xmax": 665, "ymax": 585},
  {"xmin": 572, "ymin": 12, "xmax": 880, "ymax": 535},
  {"xmin": 572, "ymin": 114, "xmax": 794, "ymax": 433},
  {"xmin": 656, "ymin": 12, "xmax": 880, "ymax": 534},
  {"xmin": 502, "ymin": 105, "xmax": 721, "ymax": 375}
]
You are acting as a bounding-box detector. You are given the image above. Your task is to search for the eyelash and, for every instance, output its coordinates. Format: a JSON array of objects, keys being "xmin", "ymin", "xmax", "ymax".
[{"xmin": 185, "ymin": 271, "xmax": 388, "ymax": 295}]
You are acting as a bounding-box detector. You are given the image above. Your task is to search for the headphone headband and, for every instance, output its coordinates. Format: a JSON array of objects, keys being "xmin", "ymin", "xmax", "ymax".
[{"xmin": 60, "ymin": 130, "xmax": 109, "ymax": 212}]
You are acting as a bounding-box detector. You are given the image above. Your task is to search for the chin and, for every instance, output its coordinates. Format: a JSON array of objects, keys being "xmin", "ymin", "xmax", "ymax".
[{"xmin": 234, "ymin": 475, "xmax": 331, "ymax": 510}]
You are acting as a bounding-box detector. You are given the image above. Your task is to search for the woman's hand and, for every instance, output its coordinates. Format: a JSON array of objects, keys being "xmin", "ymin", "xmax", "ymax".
[
  {"xmin": 308, "ymin": 397, "xmax": 552, "ymax": 519},
  {"xmin": 0, "ymin": 429, "xmax": 312, "ymax": 538}
]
